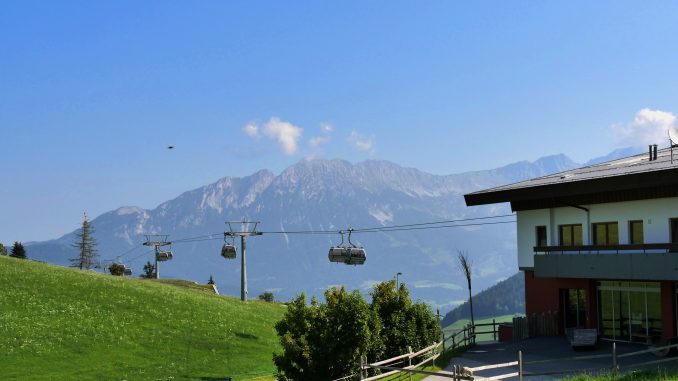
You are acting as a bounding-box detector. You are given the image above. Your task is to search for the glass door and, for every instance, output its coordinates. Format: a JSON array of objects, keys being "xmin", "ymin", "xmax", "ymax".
[
  {"xmin": 562, "ymin": 288, "xmax": 586, "ymax": 330},
  {"xmin": 598, "ymin": 281, "xmax": 661, "ymax": 342}
]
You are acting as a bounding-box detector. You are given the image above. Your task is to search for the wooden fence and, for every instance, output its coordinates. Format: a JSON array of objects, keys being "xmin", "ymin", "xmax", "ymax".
[
  {"xmin": 357, "ymin": 341, "xmax": 447, "ymax": 380},
  {"xmin": 441, "ymin": 319, "xmax": 502, "ymax": 351},
  {"xmin": 512, "ymin": 312, "xmax": 558, "ymax": 341}
]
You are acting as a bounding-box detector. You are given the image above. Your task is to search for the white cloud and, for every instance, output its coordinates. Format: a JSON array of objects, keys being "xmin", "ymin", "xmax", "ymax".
[
  {"xmin": 309, "ymin": 123, "xmax": 333, "ymax": 148},
  {"xmin": 613, "ymin": 108, "xmax": 677, "ymax": 147},
  {"xmin": 320, "ymin": 123, "xmax": 333, "ymax": 133},
  {"xmin": 360, "ymin": 280, "xmax": 381, "ymax": 290},
  {"xmin": 412, "ymin": 280, "xmax": 462, "ymax": 290},
  {"xmin": 309, "ymin": 136, "xmax": 330, "ymax": 147},
  {"xmin": 262, "ymin": 117, "xmax": 303, "ymax": 155},
  {"xmin": 348, "ymin": 130, "xmax": 376, "ymax": 152},
  {"xmin": 243, "ymin": 122, "xmax": 259, "ymax": 138}
]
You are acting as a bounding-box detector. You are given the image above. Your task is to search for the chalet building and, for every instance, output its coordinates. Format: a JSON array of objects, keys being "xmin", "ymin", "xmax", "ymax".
[{"xmin": 464, "ymin": 146, "xmax": 678, "ymax": 344}]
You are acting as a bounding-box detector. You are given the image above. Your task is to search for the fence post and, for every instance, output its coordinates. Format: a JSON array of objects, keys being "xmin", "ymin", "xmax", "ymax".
[
  {"xmin": 463, "ymin": 325, "xmax": 467, "ymax": 347},
  {"xmin": 432, "ymin": 341, "xmax": 436, "ymax": 368},
  {"xmin": 612, "ymin": 342, "xmax": 617, "ymax": 374},
  {"xmin": 359, "ymin": 355, "xmax": 364, "ymax": 380},
  {"xmin": 408, "ymin": 346, "xmax": 413, "ymax": 381},
  {"xmin": 518, "ymin": 350, "xmax": 523, "ymax": 381},
  {"xmin": 493, "ymin": 318, "xmax": 497, "ymax": 341},
  {"xmin": 472, "ymin": 324, "xmax": 476, "ymax": 345}
]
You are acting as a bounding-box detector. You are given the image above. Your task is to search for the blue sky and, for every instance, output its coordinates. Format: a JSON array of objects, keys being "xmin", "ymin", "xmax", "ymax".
[{"xmin": 2, "ymin": 1, "xmax": 678, "ymax": 243}]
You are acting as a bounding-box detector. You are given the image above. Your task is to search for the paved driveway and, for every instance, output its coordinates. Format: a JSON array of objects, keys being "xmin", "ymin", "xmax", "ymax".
[{"xmin": 425, "ymin": 336, "xmax": 678, "ymax": 380}]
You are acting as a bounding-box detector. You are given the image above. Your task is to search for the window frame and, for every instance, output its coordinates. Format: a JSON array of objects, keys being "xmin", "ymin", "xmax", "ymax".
[
  {"xmin": 536, "ymin": 225, "xmax": 547, "ymax": 247},
  {"xmin": 592, "ymin": 221, "xmax": 619, "ymax": 245},
  {"xmin": 629, "ymin": 220, "xmax": 644, "ymax": 244},
  {"xmin": 670, "ymin": 218, "xmax": 678, "ymax": 244},
  {"xmin": 559, "ymin": 224, "xmax": 583, "ymax": 246}
]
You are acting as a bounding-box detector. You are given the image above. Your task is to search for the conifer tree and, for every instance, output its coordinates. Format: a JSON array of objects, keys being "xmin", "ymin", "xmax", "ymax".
[
  {"xmin": 71, "ymin": 212, "xmax": 98, "ymax": 270},
  {"xmin": 141, "ymin": 261, "xmax": 155, "ymax": 278},
  {"xmin": 0, "ymin": 243, "xmax": 7, "ymax": 256},
  {"xmin": 10, "ymin": 241, "xmax": 26, "ymax": 259}
]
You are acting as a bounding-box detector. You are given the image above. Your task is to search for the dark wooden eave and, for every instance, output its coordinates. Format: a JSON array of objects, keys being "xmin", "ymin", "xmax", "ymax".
[{"xmin": 464, "ymin": 166, "xmax": 678, "ymax": 211}]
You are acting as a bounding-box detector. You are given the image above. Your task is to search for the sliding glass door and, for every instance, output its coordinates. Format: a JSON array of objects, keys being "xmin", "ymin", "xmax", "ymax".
[{"xmin": 597, "ymin": 281, "xmax": 661, "ymax": 343}]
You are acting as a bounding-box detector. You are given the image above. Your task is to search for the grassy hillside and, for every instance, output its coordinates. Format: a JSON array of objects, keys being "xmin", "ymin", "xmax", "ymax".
[
  {"xmin": 441, "ymin": 272, "xmax": 525, "ymax": 327},
  {"xmin": 0, "ymin": 256, "xmax": 285, "ymax": 380}
]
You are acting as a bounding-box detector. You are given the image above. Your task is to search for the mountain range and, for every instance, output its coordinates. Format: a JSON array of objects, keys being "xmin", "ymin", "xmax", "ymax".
[{"xmin": 23, "ymin": 147, "xmax": 640, "ymax": 313}]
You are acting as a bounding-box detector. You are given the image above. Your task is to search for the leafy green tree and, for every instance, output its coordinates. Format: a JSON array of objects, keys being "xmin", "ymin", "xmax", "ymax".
[
  {"xmin": 273, "ymin": 294, "xmax": 313, "ymax": 380},
  {"xmin": 0, "ymin": 243, "xmax": 7, "ymax": 256},
  {"xmin": 273, "ymin": 288, "xmax": 382, "ymax": 381},
  {"xmin": 258, "ymin": 291, "xmax": 274, "ymax": 302},
  {"xmin": 108, "ymin": 263, "xmax": 125, "ymax": 276},
  {"xmin": 140, "ymin": 261, "xmax": 155, "ymax": 278},
  {"xmin": 370, "ymin": 280, "xmax": 413, "ymax": 358},
  {"xmin": 70, "ymin": 212, "xmax": 98, "ymax": 270},
  {"xmin": 370, "ymin": 280, "xmax": 441, "ymax": 358},
  {"xmin": 10, "ymin": 241, "xmax": 26, "ymax": 259}
]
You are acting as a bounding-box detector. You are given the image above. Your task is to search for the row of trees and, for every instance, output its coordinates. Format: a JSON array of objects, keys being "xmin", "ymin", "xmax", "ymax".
[
  {"xmin": 0, "ymin": 242, "xmax": 27, "ymax": 259},
  {"xmin": 273, "ymin": 281, "xmax": 441, "ymax": 380}
]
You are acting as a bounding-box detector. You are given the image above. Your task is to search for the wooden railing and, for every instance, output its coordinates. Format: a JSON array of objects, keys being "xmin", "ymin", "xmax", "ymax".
[
  {"xmin": 442, "ymin": 319, "xmax": 502, "ymax": 352},
  {"xmin": 534, "ymin": 242, "xmax": 678, "ymax": 254}
]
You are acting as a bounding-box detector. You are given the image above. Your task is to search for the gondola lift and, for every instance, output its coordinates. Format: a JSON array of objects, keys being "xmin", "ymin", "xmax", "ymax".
[
  {"xmin": 328, "ymin": 228, "xmax": 366, "ymax": 265},
  {"xmin": 221, "ymin": 235, "xmax": 237, "ymax": 259}
]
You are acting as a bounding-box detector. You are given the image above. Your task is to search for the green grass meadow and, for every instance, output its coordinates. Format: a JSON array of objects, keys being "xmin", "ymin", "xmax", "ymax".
[{"xmin": 0, "ymin": 256, "xmax": 285, "ymax": 380}]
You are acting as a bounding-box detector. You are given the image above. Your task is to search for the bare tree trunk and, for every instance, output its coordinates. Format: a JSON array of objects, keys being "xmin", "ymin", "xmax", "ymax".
[{"xmin": 458, "ymin": 251, "xmax": 474, "ymax": 327}]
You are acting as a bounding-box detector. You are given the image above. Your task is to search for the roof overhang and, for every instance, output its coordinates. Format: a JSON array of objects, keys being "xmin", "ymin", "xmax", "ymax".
[{"xmin": 464, "ymin": 166, "xmax": 678, "ymax": 211}]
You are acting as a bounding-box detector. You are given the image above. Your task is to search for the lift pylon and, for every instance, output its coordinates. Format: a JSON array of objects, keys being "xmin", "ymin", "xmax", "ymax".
[
  {"xmin": 223, "ymin": 221, "xmax": 263, "ymax": 302},
  {"xmin": 143, "ymin": 234, "xmax": 173, "ymax": 279}
]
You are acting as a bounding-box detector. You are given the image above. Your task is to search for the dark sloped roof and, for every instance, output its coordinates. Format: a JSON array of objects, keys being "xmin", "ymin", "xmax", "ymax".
[{"xmin": 465, "ymin": 147, "xmax": 678, "ymax": 207}]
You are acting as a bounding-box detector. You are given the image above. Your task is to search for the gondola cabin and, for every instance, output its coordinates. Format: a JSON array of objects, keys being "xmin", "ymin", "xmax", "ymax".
[
  {"xmin": 347, "ymin": 247, "xmax": 366, "ymax": 265},
  {"xmin": 221, "ymin": 244, "xmax": 237, "ymax": 259},
  {"xmin": 328, "ymin": 247, "xmax": 350, "ymax": 263},
  {"xmin": 156, "ymin": 250, "xmax": 173, "ymax": 261}
]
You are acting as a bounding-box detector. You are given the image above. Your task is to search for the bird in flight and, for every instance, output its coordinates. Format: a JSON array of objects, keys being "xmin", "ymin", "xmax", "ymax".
[{"xmin": 167, "ymin": 145, "xmax": 174, "ymax": 150}]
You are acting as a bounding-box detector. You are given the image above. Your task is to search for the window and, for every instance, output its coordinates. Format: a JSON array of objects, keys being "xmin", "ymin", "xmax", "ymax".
[
  {"xmin": 559, "ymin": 224, "xmax": 583, "ymax": 246},
  {"xmin": 671, "ymin": 218, "xmax": 678, "ymax": 244},
  {"xmin": 536, "ymin": 226, "xmax": 547, "ymax": 247},
  {"xmin": 629, "ymin": 220, "xmax": 644, "ymax": 244},
  {"xmin": 593, "ymin": 222, "xmax": 619, "ymax": 245}
]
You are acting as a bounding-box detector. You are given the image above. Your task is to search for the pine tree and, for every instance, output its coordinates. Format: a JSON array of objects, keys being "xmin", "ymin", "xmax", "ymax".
[
  {"xmin": 10, "ymin": 241, "xmax": 26, "ymax": 259},
  {"xmin": 70, "ymin": 212, "xmax": 98, "ymax": 270},
  {"xmin": 0, "ymin": 243, "xmax": 7, "ymax": 256},
  {"xmin": 141, "ymin": 261, "xmax": 155, "ymax": 278}
]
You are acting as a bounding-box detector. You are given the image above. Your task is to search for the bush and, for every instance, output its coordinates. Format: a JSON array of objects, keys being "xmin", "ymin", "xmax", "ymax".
[
  {"xmin": 273, "ymin": 288, "xmax": 382, "ymax": 380},
  {"xmin": 108, "ymin": 263, "xmax": 125, "ymax": 276},
  {"xmin": 273, "ymin": 281, "xmax": 441, "ymax": 380},
  {"xmin": 258, "ymin": 291, "xmax": 274, "ymax": 302}
]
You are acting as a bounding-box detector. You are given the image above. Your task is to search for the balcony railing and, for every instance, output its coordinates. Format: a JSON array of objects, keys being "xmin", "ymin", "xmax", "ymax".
[{"xmin": 534, "ymin": 243, "xmax": 678, "ymax": 255}]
